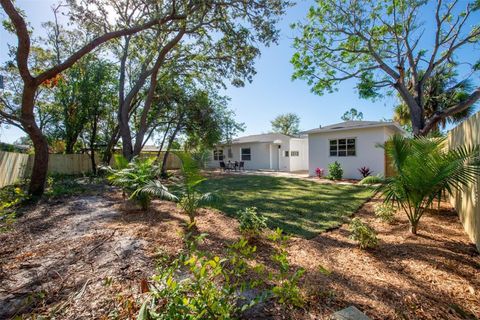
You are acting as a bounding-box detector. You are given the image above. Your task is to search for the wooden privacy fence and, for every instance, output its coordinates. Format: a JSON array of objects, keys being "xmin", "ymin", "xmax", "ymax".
[
  {"xmin": 0, "ymin": 151, "xmax": 182, "ymax": 188},
  {"xmin": 447, "ymin": 111, "xmax": 480, "ymax": 251},
  {"xmin": 0, "ymin": 151, "xmax": 30, "ymax": 188}
]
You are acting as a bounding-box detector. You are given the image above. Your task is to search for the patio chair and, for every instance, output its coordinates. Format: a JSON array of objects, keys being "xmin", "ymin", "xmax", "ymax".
[
  {"xmin": 220, "ymin": 161, "xmax": 227, "ymax": 171},
  {"xmin": 234, "ymin": 161, "xmax": 239, "ymax": 171},
  {"xmin": 239, "ymin": 161, "xmax": 245, "ymax": 171}
]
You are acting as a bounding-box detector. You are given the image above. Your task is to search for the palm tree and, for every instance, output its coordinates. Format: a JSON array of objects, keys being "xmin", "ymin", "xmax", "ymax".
[
  {"xmin": 106, "ymin": 157, "xmax": 177, "ymax": 210},
  {"xmin": 393, "ymin": 67, "xmax": 476, "ymax": 134},
  {"xmin": 176, "ymin": 152, "xmax": 216, "ymax": 225},
  {"xmin": 382, "ymin": 134, "xmax": 479, "ymax": 234}
]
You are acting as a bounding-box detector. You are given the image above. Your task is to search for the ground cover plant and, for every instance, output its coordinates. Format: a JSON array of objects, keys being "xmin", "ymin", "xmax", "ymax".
[
  {"xmin": 237, "ymin": 207, "xmax": 268, "ymax": 238},
  {"xmin": 348, "ymin": 217, "xmax": 378, "ymax": 249},
  {"xmin": 199, "ymin": 175, "xmax": 374, "ymax": 238},
  {"xmin": 374, "ymin": 203, "xmax": 396, "ymax": 224},
  {"xmin": 0, "ymin": 183, "xmax": 29, "ymax": 232},
  {"xmin": 138, "ymin": 234, "xmax": 264, "ymax": 319}
]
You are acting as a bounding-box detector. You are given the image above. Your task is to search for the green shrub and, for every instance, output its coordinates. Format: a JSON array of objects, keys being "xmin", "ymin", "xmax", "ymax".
[
  {"xmin": 105, "ymin": 157, "xmax": 177, "ymax": 210},
  {"xmin": 0, "ymin": 184, "xmax": 29, "ymax": 232},
  {"xmin": 358, "ymin": 174, "xmax": 384, "ymax": 185},
  {"xmin": 237, "ymin": 207, "xmax": 268, "ymax": 238},
  {"xmin": 349, "ymin": 218, "xmax": 378, "ymax": 249},
  {"xmin": 327, "ymin": 161, "xmax": 343, "ymax": 180},
  {"xmin": 137, "ymin": 234, "xmax": 264, "ymax": 320},
  {"xmin": 374, "ymin": 203, "xmax": 396, "ymax": 223},
  {"xmin": 268, "ymin": 228, "xmax": 305, "ymax": 307}
]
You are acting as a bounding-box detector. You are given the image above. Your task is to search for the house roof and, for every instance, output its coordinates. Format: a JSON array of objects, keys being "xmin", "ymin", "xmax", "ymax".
[
  {"xmin": 302, "ymin": 120, "xmax": 405, "ymax": 135},
  {"xmin": 220, "ymin": 133, "xmax": 298, "ymax": 145}
]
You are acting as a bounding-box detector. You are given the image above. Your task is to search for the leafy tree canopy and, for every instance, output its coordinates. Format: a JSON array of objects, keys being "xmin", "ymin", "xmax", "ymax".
[
  {"xmin": 292, "ymin": 0, "xmax": 480, "ymax": 136},
  {"xmin": 271, "ymin": 113, "xmax": 301, "ymax": 135}
]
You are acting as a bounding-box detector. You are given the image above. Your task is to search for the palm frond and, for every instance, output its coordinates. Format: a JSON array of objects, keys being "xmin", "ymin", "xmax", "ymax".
[
  {"xmin": 358, "ymin": 174, "xmax": 384, "ymax": 185},
  {"xmin": 137, "ymin": 180, "xmax": 178, "ymax": 202}
]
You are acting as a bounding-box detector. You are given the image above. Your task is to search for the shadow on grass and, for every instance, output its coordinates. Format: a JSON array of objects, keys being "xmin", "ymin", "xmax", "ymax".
[{"xmin": 198, "ymin": 175, "xmax": 374, "ymax": 239}]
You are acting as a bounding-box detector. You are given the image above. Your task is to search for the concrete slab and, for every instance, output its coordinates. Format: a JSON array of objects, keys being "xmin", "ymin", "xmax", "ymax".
[{"xmin": 331, "ymin": 306, "xmax": 371, "ymax": 320}]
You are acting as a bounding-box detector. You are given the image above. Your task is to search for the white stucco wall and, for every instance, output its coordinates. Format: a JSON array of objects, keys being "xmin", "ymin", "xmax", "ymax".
[
  {"xmin": 207, "ymin": 136, "xmax": 309, "ymax": 172},
  {"xmin": 308, "ymin": 127, "xmax": 392, "ymax": 179},
  {"xmin": 207, "ymin": 142, "xmax": 272, "ymax": 170},
  {"xmin": 289, "ymin": 138, "xmax": 309, "ymax": 171}
]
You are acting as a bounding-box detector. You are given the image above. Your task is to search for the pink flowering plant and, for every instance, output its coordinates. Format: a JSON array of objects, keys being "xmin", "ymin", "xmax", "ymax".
[{"xmin": 315, "ymin": 167, "xmax": 324, "ymax": 178}]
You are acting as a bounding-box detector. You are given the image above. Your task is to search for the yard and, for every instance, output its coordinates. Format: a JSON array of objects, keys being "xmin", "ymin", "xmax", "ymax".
[
  {"xmin": 1, "ymin": 173, "xmax": 479, "ymax": 319},
  {"xmin": 199, "ymin": 175, "xmax": 374, "ymax": 238}
]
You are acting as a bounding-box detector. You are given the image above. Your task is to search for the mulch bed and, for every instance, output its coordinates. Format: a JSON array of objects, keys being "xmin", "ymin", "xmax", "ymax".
[{"xmin": 0, "ymin": 190, "xmax": 478, "ymax": 319}]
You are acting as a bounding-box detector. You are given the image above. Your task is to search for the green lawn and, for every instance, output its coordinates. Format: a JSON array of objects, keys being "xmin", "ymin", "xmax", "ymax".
[{"xmin": 199, "ymin": 175, "xmax": 374, "ymax": 239}]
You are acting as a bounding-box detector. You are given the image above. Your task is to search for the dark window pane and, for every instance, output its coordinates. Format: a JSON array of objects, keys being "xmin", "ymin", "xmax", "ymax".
[
  {"xmin": 338, "ymin": 150, "xmax": 346, "ymax": 156},
  {"xmin": 330, "ymin": 150, "xmax": 337, "ymax": 156},
  {"xmin": 347, "ymin": 150, "xmax": 356, "ymax": 156},
  {"xmin": 330, "ymin": 140, "xmax": 337, "ymax": 146},
  {"xmin": 347, "ymin": 138, "xmax": 355, "ymax": 144},
  {"xmin": 338, "ymin": 139, "xmax": 346, "ymax": 145}
]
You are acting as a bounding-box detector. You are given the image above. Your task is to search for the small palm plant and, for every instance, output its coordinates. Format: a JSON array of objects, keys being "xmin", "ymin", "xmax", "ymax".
[
  {"xmin": 382, "ymin": 134, "xmax": 479, "ymax": 234},
  {"xmin": 176, "ymin": 152, "xmax": 216, "ymax": 226},
  {"xmin": 105, "ymin": 156, "xmax": 177, "ymax": 210}
]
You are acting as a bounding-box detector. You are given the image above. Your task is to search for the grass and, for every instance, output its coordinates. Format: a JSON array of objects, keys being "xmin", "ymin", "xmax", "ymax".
[{"xmin": 198, "ymin": 175, "xmax": 374, "ymax": 239}]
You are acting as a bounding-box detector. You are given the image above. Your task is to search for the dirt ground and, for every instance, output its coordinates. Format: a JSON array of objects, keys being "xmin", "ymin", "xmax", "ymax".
[{"xmin": 0, "ymin": 190, "xmax": 479, "ymax": 319}]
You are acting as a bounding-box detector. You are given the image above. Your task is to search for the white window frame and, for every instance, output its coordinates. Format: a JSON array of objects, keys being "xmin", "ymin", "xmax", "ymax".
[
  {"xmin": 290, "ymin": 151, "xmax": 299, "ymax": 157},
  {"xmin": 213, "ymin": 149, "xmax": 224, "ymax": 161},
  {"xmin": 241, "ymin": 148, "xmax": 251, "ymax": 161},
  {"xmin": 329, "ymin": 138, "xmax": 356, "ymax": 157}
]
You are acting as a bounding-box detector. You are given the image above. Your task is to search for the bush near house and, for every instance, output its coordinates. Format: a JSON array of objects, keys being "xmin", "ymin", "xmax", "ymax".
[
  {"xmin": 358, "ymin": 166, "xmax": 372, "ymax": 178},
  {"xmin": 327, "ymin": 161, "xmax": 343, "ymax": 180}
]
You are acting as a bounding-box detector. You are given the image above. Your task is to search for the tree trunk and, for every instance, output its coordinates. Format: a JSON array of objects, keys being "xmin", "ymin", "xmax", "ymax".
[
  {"xmin": 89, "ymin": 118, "xmax": 98, "ymax": 175},
  {"xmin": 161, "ymin": 121, "xmax": 182, "ymax": 177},
  {"xmin": 396, "ymin": 88, "xmax": 425, "ymax": 136},
  {"xmin": 102, "ymin": 125, "xmax": 119, "ymax": 164},
  {"xmin": 409, "ymin": 223, "xmax": 418, "ymax": 235},
  {"xmin": 156, "ymin": 122, "xmax": 171, "ymax": 160},
  {"xmin": 21, "ymin": 86, "xmax": 49, "ymax": 196},
  {"xmin": 65, "ymin": 135, "xmax": 77, "ymax": 154}
]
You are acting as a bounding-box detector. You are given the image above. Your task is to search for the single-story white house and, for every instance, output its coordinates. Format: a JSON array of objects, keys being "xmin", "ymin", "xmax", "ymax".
[
  {"xmin": 207, "ymin": 133, "xmax": 308, "ymax": 171},
  {"xmin": 303, "ymin": 120, "xmax": 405, "ymax": 179}
]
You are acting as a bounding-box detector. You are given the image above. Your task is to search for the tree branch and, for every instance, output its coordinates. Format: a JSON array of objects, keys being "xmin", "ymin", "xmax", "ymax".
[
  {"xmin": 0, "ymin": 0, "xmax": 34, "ymax": 83},
  {"xmin": 421, "ymin": 86, "xmax": 480, "ymax": 134}
]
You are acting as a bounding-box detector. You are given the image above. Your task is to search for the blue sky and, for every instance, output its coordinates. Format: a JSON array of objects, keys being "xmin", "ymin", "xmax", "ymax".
[{"xmin": 1, "ymin": 0, "xmax": 477, "ymax": 143}]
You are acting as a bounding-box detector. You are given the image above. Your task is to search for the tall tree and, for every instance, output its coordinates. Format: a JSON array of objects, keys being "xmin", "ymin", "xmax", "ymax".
[
  {"xmin": 271, "ymin": 113, "xmax": 301, "ymax": 135},
  {"xmin": 71, "ymin": 0, "xmax": 290, "ymax": 161},
  {"xmin": 341, "ymin": 108, "xmax": 364, "ymax": 121},
  {"xmin": 0, "ymin": 0, "xmax": 187, "ymax": 195},
  {"xmin": 292, "ymin": 0, "xmax": 480, "ymax": 136},
  {"xmin": 393, "ymin": 66, "xmax": 477, "ymax": 132}
]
